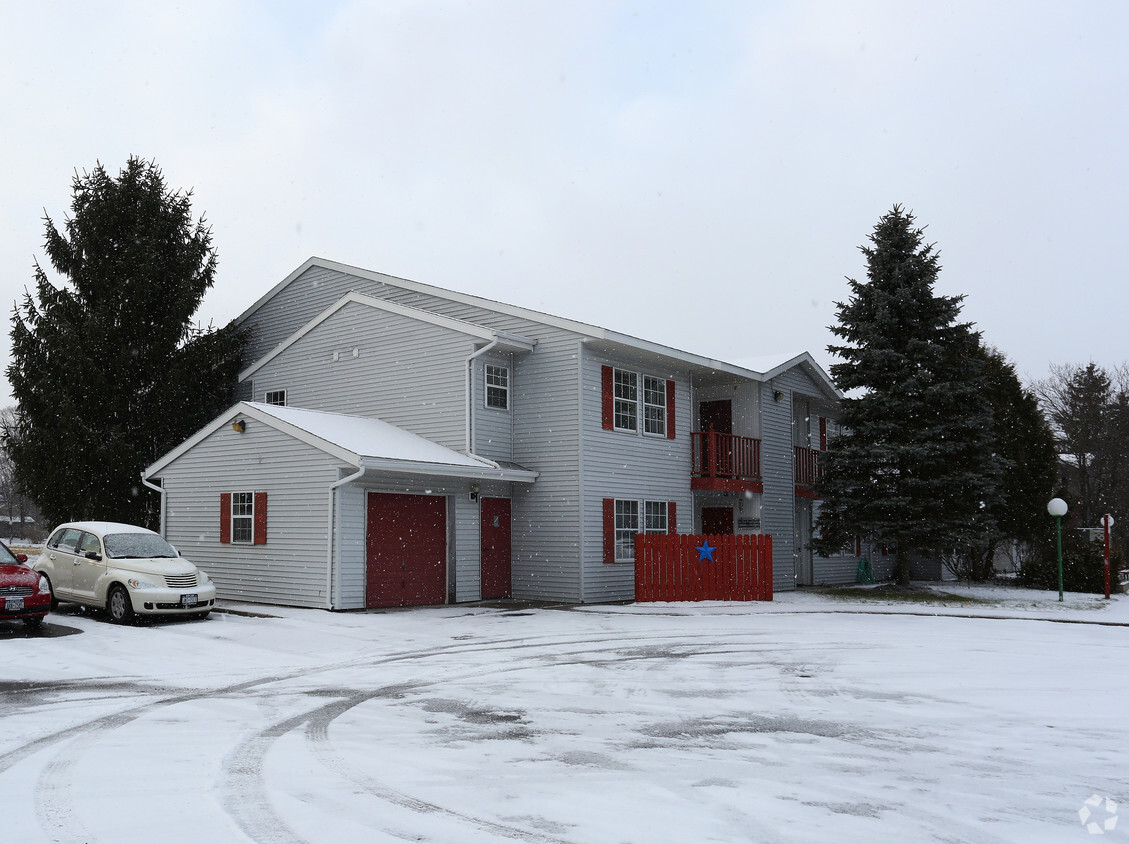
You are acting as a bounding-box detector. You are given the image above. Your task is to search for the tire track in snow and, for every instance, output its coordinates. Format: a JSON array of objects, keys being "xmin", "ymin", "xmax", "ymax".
[
  {"xmin": 12, "ymin": 631, "xmax": 672, "ymax": 842},
  {"xmin": 221, "ymin": 632, "xmax": 785, "ymax": 843}
]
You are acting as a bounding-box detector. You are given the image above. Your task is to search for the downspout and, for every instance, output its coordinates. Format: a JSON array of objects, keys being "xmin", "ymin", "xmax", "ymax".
[
  {"xmin": 140, "ymin": 473, "xmax": 166, "ymax": 536},
  {"xmin": 327, "ymin": 460, "xmax": 366, "ymax": 610},
  {"xmin": 465, "ymin": 339, "xmax": 501, "ymax": 456}
]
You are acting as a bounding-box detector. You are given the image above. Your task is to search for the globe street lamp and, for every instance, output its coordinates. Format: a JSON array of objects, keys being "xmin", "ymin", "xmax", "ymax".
[
  {"xmin": 1047, "ymin": 498, "xmax": 1068, "ymax": 602},
  {"xmin": 1101, "ymin": 513, "xmax": 1115, "ymax": 600}
]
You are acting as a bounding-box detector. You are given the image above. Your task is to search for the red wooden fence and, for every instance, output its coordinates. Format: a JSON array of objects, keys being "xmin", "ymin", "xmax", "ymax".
[{"xmin": 634, "ymin": 533, "xmax": 773, "ymax": 602}]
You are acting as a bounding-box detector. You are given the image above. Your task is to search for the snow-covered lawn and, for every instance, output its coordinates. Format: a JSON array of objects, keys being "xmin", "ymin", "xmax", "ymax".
[{"xmin": 2, "ymin": 585, "xmax": 1126, "ymax": 843}]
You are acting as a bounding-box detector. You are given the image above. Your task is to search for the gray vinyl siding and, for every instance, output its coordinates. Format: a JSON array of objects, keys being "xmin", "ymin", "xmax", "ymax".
[
  {"xmin": 509, "ymin": 334, "xmax": 582, "ymax": 601},
  {"xmin": 763, "ymin": 367, "xmax": 839, "ymax": 592},
  {"xmin": 153, "ymin": 422, "xmax": 344, "ymax": 608},
  {"xmin": 334, "ymin": 482, "xmax": 366, "ymax": 608},
  {"xmin": 473, "ymin": 352, "xmax": 514, "ymax": 462},
  {"xmin": 759, "ymin": 380, "xmax": 796, "ymax": 592},
  {"xmin": 580, "ymin": 349, "xmax": 693, "ymax": 603},
  {"xmin": 249, "ymin": 301, "xmax": 473, "ymax": 451}
]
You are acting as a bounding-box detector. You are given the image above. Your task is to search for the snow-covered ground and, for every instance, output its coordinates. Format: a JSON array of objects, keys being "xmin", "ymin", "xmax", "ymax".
[{"xmin": 2, "ymin": 585, "xmax": 1126, "ymax": 843}]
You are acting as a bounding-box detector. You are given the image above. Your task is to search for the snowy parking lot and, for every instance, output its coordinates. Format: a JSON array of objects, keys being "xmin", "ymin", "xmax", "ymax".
[{"xmin": 2, "ymin": 586, "xmax": 1126, "ymax": 843}]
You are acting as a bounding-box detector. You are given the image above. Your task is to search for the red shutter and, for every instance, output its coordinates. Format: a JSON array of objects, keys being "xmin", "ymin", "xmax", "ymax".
[
  {"xmin": 253, "ymin": 492, "xmax": 268, "ymax": 545},
  {"xmin": 601, "ymin": 366, "xmax": 614, "ymax": 430},
  {"xmin": 855, "ymin": 536, "xmax": 862, "ymax": 557},
  {"xmin": 668, "ymin": 501, "xmax": 677, "ymax": 534},
  {"xmin": 666, "ymin": 379, "xmax": 676, "ymax": 439},
  {"xmin": 603, "ymin": 498, "xmax": 615, "ymax": 562},
  {"xmin": 820, "ymin": 417, "xmax": 827, "ymax": 450},
  {"xmin": 220, "ymin": 493, "xmax": 231, "ymax": 543}
]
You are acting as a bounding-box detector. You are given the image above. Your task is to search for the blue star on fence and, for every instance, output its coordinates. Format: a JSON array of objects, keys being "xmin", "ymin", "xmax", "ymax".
[{"xmin": 695, "ymin": 540, "xmax": 716, "ymax": 562}]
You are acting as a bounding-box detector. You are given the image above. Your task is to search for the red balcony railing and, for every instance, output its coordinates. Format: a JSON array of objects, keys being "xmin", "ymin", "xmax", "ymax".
[
  {"xmin": 794, "ymin": 445, "xmax": 822, "ymax": 487},
  {"xmin": 692, "ymin": 432, "xmax": 761, "ymax": 480}
]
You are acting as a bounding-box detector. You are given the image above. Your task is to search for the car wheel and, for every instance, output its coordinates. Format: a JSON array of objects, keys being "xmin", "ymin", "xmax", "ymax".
[
  {"xmin": 40, "ymin": 574, "xmax": 58, "ymax": 611},
  {"xmin": 107, "ymin": 585, "xmax": 135, "ymax": 624},
  {"xmin": 24, "ymin": 615, "xmax": 44, "ymax": 631}
]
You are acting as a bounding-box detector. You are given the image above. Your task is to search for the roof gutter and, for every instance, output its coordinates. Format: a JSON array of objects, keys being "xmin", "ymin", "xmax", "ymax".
[
  {"xmin": 327, "ymin": 459, "xmax": 366, "ymax": 610},
  {"xmin": 140, "ymin": 472, "xmax": 166, "ymax": 536}
]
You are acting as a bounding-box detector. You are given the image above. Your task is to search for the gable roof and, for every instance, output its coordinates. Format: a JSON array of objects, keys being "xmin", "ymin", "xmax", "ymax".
[
  {"xmin": 145, "ymin": 402, "xmax": 538, "ymax": 483},
  {"xmin": 237, "ymin": 257, "xmax": 842, "ymax": 399},
  {"xmin": 240, "ymin": 290, "xmax": 536, "ymax": 382}
]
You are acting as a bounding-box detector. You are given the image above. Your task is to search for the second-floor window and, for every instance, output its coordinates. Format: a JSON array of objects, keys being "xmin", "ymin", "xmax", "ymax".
[
  {"xmin": 603, "ymin": 366, "xmax": 675, "ymax": 439},
  {"xmin": 485, "ymin": 365, "xmax": 509, "ymax": 410},
  {"xmin": 265, "ymin": 390, "xmax": 286, "ymax": 406},
  {"xmin": 614, "ymin": 369, "xmax": 638, "ymax": 431}
]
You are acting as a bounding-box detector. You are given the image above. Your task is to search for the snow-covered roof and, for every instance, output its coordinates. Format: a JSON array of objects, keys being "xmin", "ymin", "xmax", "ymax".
[{"xmin": 145, "ymin": 403, "xmax": 538, "ymax": 483}]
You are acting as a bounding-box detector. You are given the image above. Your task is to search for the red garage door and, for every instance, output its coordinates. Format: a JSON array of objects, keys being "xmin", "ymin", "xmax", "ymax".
[{"xmin": 366, "ymin": 493, "xmax": 447, "ymax": 608}]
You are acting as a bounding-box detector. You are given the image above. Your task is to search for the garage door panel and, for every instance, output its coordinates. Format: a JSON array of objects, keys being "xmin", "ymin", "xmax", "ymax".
[{"xmin": 366, "ymin": 493, "xmax": 447, "ymax": 608}]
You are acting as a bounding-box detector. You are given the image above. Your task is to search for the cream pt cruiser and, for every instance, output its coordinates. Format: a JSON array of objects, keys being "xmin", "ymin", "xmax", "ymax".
[{"xmin": 34, "ymin": 521, "xmax": 217, "ymax": 623}]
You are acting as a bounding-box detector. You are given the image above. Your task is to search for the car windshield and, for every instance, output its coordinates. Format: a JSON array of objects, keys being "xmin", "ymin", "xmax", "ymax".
[
  {"xmin": 103, "ymin": 533, "xmax": 178, "ymax": 559},
  {"xmin": 0, "ymin": 544, "xmax": 19, "ymax": 565}
]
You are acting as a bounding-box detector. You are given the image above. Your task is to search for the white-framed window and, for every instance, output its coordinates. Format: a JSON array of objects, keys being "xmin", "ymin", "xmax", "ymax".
[
  {"xmin": 264, "ymin": 390, "xmax": 286, "ymax": 406},
  {"xmin": 614, "ymin": 369, "xmax": 638, "ymax": 431},
  {"xmin": 643, "ymin": 376, "xmax": 667, "ymax": 437},
  {"xmin": 644, "ymin": 500, "xmax": 668, "ymax": 534},
  {"xmin": 485, "ymin": 365, "xmax": 509, "ymax": 410},
  {"xmin": 613, "ymin": 499, "xmax": 669, "ymax": 561},
  {"xmin": 231, "ymin": 492, "xmax": 254, "ymax": 543},
  {"xmin": 611, "ymin": 368, "xmax": 669, "ymax": 436},
  {"xmin": 615, "ymin": 499, "xmax": 640, "ymax": 561}
]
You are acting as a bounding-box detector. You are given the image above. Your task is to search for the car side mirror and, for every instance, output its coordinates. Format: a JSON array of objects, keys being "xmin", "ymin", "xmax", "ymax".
[
  {"xmin": 85, "ymin": 551, "xmax": 102, "ymax": 562},
  {"xmin": 16, "ymin": 553, "xmax": 27, "ymax": 563}
]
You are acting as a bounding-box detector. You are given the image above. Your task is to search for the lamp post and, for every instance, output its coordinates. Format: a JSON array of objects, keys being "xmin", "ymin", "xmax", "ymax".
[
  {"xmin": 1047, "ymin": 498, "xmax": 1068, "ymax": 602},
  {"xmin": 1101, "ymin": 513, "xmax": 1115, "ymax": 600}
]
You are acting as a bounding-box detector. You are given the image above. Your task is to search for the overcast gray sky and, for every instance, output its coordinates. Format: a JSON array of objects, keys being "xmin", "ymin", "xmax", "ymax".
[{"xmin": 3, "ymin": 1, "xmax": 1126, "ymax": 408}]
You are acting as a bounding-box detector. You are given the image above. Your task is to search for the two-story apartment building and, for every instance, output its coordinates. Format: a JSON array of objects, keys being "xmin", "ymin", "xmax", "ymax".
[{"xmin": 144, "ymin": 257, "xmax": 890, "ymax": 609}]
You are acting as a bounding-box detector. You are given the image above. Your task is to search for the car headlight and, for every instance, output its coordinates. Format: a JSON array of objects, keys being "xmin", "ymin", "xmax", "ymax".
[
  {"xmin": 197, "ymin": 570, "xmax": 210, "ymax": 584},
  {"xmin": 38, "ymin": 575, "xmax": 50, "ymax": 594},
  {"xmin": 127, "ymin": 577, "xmax": 158, "ymax": 589}
]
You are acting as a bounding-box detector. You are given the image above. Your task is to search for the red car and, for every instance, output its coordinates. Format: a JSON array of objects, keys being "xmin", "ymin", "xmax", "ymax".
[{"xmin": 0, "ymin": 542, "xmax": 52, "ymax": 629}]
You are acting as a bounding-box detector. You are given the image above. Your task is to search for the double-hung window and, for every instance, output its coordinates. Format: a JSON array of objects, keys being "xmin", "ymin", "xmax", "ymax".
[
  {"xmin": 220, "ymin": 491, "xmax": 267, "ymax": 545},
  {"xmin": 485, "ymin": 365, "xmax": 509, "ymax": 410},
  {"xmin": 613, "ymin": 369, "xmax": 638, "ymax": 431},
  {"xmin": 643, "ymin": 376, "xmax": 667, "ymax": 437},
  {"xmin": 602, "ymin": 366, "xmax": 675, "ymax": 439},
  {"xmin": 231, "ymin": 492, "xmax": 254, "ymax": 543},
  {"xmin": 604, "ymin": 498, "xmax": 675, "ymax": 562}
]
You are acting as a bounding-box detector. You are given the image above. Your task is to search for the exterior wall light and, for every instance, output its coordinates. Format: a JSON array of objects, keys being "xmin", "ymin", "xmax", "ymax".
[{"xmin": 232, "ymin": 419, "xmax": 246, "ymax": 433}]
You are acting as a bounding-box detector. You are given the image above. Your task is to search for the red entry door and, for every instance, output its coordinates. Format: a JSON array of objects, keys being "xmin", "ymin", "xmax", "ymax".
[
  {"xmin": 366, "ymin": 493, "xmax": 447, "ymax": 608},
  {"xmin": 480, "ymin": 497, "xmax": 512, "ymax": 599},
  {"xmin": 702, "ymin": 506, "xmax": 734, "ymax": 536},
  {"xmin": 699, "ymin": 400, "xmax": 733, "ymax": 434}
]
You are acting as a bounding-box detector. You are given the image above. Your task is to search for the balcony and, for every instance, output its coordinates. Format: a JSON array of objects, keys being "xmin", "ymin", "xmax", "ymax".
[
  {"xmin": 691, "ymin": 432, "xmax": 762, "ymax": 494},
  {"xmin": 794, "ymin": 445, "xmax": 822, "ymax": 498}
]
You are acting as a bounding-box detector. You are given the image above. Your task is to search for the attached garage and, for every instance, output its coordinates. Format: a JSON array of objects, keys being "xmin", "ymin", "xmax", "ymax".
[{"xmin": 144, "ymin": 402, "xmax": 537, "ymax": 610}]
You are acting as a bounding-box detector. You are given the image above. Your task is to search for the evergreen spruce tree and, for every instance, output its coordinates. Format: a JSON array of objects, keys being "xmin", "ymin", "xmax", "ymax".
[
  {"xmin": 5, "ymin": 157, "xmax": 246, "ymax": 529},
  {"xmin": 961, "ymin": 347, "xmax": 1057, "ymax": 579},
  {"xmin": 813, "ymin": 206, "xmax": 999, "ymax": 585}
]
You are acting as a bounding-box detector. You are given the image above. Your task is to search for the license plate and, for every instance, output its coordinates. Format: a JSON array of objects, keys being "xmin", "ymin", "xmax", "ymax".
[
  {"xmin": 180, "ymin": 594, "xmax": 198, "ymax": 607},
  {"xmin": 5, "ymin": 597, "xmax": 24, "ymax": 611}
]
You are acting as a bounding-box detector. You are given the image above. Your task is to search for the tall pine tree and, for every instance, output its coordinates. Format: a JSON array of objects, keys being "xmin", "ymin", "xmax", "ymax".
[
  {"xmin": 5, "ymin": 157, "xmax": 246, "ymax": 529},
  {"xmin": 813, "ymin": 206, "xmax": 999, "ymax": 584}
]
